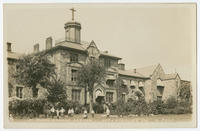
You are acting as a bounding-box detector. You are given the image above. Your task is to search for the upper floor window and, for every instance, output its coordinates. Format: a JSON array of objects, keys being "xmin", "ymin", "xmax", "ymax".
[
  {"xmin": 106, "ymin": 80, "xmax": 115, "ymax": 87},
  {"xmin": 157, "ymin": 86, "xmax": 164, "ymax": 96},
  {"xmin": 71, "ymin": 69, "xmax": 78, "ymax": 82},
  {"xmin": 16, "ymin": 86, "xmax": 23, "ymax": 98},
  {"xmin": 70, "ymin": 53, "xmax": 78, "ymax": 62},
  {"xmin": 104, "ymin": 58, "xmax": 111, "ymax": 67}
]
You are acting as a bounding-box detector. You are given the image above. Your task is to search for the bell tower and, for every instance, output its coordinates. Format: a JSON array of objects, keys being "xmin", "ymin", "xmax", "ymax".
[{"xmin": 64, "ymin": 8, "xmax": 81, "ymax": 44}]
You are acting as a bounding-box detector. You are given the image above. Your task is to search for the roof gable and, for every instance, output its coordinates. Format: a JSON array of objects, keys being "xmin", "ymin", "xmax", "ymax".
[{"xmin": 134, "ymin": 64, "xmax": 159, "ymax": 77}]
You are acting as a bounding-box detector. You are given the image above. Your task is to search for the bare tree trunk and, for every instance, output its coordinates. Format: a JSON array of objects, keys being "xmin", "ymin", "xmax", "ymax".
[
  {"xmin": 89, "ymin": 91, "xmax": 93, "ymax": 114},
  {"xmin": 84, "ymin": 86, "xmax": 87, "ymax": 106}
]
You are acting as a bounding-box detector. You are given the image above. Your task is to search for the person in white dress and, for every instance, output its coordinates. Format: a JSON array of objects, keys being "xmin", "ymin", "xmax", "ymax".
[
  {"xmin": 106, "ymin": 107, "xmax": 110, "ymax": 118},
  {"xmin": 56, "ymin": 108, "xmax": 60, "ymax": 119},
  {"xmin": 71, "ymin": 108, "xmax": 74, "ymax": 117},
  {"xmin": 83, "ymin": 108, "xmax": 88, "ymax": 119},
  {"xmin": 91, "ymin": 110, "xmax": 95, "ymax": 118},
  {"xmin": 68, "ymin": 108, "xmax": 71, "ymax": 117},
  {"xmin": 50, "ymin": 106, "xmax": 55, "ymax": 118},
  {"xmin": 60, "ymin": 107, "xmax": 65, "ymax": 117}
]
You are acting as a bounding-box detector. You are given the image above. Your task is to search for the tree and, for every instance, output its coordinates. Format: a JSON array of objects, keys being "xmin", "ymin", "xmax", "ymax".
[
  {"xmin": 14, "ymin": 52, "xmax": 55, "ymax": 96},
  {"xmin": 77, "ymin": 58, "xmax": 106, "ymax": 113},
  {"xmin": 46, "ymin": 77, "xmax": 67, "ymax": 106}
]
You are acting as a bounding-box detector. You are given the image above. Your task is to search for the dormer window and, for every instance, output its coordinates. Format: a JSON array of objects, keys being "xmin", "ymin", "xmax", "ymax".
[{"xmin": 70, "ymin": 53, "xmax": 78, "ymax": 62}]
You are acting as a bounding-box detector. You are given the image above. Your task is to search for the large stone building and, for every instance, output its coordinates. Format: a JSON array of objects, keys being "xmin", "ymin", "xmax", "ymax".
[{"xmin": 7, "ymin": 9, "xmax": 190, "ymax": 105}]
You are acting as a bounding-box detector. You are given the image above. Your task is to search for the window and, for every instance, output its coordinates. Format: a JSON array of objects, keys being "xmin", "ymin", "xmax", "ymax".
[
  {"xmin": 122, "ymin": 93, "xmax": 125, "ymax": 102},
  {"xmin": 106, "ymin": 92, "xmax": 113, "ymax": 103},
  {"xmin": 157, "ymin": 86, "xmax": 164, "ymax": 96},
  {"xmin": 106, "ymin": 80, "xmax": 115, "ymax": 87},
  {"xmin": 139, "ymin": 87, "xmax": 145, "ymax": 96},
  {"xmin": 33, "ymin": 88, "xmax": 39, "ymax": 98},
  {"xmin": 71, "ymin": 69, "xmax": 78, "ymax": 82},
  {"xmin": 130, "ymin": 86, "xmax": 136, "ymax": 89},
  {"xmin": 16, "ymin": 86, "xmax": 23, "ymax": 98},
  {"xmin": 104, "ymin": 58, "xmax": 111, "ymax": 67},
  {"xmin": 70, "ymin": 53, "xmax": 78, "ymax": 62},
  {"xmin": 72, "ymin": 90, "xmax": 81, "ymax": 101}
]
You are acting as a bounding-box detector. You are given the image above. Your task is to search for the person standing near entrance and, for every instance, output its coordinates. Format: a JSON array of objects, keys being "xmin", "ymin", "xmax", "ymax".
[{"xmin": 106, "ymin": 107, "xmax": 110, "ymax": 118}]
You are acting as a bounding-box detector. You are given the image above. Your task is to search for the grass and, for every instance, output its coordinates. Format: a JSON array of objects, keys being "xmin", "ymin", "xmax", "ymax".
[{"xmin": 11, "ymin": 113, "xmax": 192, "ymax": 122}]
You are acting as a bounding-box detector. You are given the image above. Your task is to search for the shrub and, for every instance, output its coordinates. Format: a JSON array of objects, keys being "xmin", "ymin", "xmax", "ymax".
[
  {"xmin": 9, "ymin": 98, "xmax": 46, "ymax": 118},
  {"xmin": 116, "ymin": 99, "xmax": 127, "ymax": 116},
  {"xmin": 166, "ymin": 96, "xmax": 177, "ymax": 109}
]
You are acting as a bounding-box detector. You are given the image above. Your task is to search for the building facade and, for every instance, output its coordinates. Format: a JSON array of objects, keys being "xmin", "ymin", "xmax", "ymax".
[{"xmin": 7, "ymin": 11, "xmax": 190, "ymax": 105}]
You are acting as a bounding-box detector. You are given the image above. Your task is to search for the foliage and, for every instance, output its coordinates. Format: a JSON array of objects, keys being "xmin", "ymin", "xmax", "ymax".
[
  {"xmin": 77, "ymin": 58, "xmax": 106, "ymax": 112},
  {"xmin": 178, "ymin": 81, "xmax": 192, "ymax": 105},
  {"xmin": 9, "ymin": 98, "xmax": 46, "ymax": 118},
  {"xmin": 115, "ymin": 99, "xmax": 127, "ymax": 116},
  {"xmin": 166, "ymin": 96, "xmax": 177, "ymax": 109},
  {"xmin": 14, "ymin": 52, "xmax": 55, "ymax": 90},
  {"xmin": 46, "ymin": 78, "xmax": 67, "ymax": 105}
]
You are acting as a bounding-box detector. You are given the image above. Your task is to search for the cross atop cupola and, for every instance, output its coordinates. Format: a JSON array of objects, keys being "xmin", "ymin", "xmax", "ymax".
[{"xmin": 70, "ymin": 8, "xmax": 76, "ymax": 21}]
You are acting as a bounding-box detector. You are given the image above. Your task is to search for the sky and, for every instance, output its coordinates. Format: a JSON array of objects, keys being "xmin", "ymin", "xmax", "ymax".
[{"xmin": 3, "ymin": 3, "xmax": 196, "ymax": 81}]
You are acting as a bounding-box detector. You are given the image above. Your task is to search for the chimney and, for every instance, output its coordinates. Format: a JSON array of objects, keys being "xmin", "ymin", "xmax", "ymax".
[
  {"xmin": 7, "ymin": 42, "xmax": 12, "ymax": 52},
  {"xmin": 134, "ymin": 68, "xmax": 136, "ymax": 73},
  {"xmin": 118, "ymin": 63, "xmax": 125, "ymax": 70},
  {"xmin": 34, "ymin": 43, "xmax": 39, "ymax": 53},
  {"xmin": 46, "ymin": 37, "xmax": 52, "ymax": 50}
]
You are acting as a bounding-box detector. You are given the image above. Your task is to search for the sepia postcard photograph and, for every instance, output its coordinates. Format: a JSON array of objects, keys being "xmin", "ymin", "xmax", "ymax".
[{"xmin": 3, "ymin": 2, "xmax": 197, "ymax": 129}]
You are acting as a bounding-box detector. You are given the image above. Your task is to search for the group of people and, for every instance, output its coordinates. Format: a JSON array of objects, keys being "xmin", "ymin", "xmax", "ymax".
[
  {"xmin": 50, "ymin": 106, "xmax": 66, "ymax": 119},
  {"xmin": 48, "ymin": 106, "xmax": 111, "ymax": 119}
]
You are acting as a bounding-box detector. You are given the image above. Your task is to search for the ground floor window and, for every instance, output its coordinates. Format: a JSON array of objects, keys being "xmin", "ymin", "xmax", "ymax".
[
  {"xmin": 106, "ymin": 92, "xmax": 113, "ymax": 103},
  {"xmin": 16, "ymin": 86, "xmax": 23, "ymax": 98},
  {"xmin": 72, "ymin": 90, "xmax": 81, "ymax": 101}
]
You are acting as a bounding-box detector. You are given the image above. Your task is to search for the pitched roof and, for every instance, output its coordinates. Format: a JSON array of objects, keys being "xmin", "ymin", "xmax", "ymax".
[
  {"xmin": 55, "ymin": 40, "xmax": 121, "ymax": 59},
  {"xmin": 134, "ymin": 64, "xmax": 159, "ymax": 77},
  {"xmin": 118, "ymin": 69, "xmax": 147, "ymax": 78},
  {"xmin": 162, "ymin": 73, "xmax": 178, "ymax": 80},
  {"xmin": 56, "ymin": 41, "xmax": 86, "ymax": 51},
  {"xmin": 100, "ymin": 51, "xmax": 121, "ymax": 60}
]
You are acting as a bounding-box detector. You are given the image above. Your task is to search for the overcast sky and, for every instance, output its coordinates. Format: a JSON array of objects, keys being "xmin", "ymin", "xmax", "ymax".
[{"xmin": 4, "ymin": 3, "xmax": 196, "ymax": 81}]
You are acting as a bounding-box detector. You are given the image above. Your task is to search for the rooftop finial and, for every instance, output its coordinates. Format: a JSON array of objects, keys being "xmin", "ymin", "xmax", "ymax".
[{"xmin": 70, "ymin": 8, "xmax": 76, "ymax": 21}]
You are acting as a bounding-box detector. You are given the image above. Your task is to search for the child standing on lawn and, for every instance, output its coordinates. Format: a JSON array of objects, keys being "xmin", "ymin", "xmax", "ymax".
[
  {"xmin": 83, "ymin": 108, "xmax": 88, "ymax": 119},
  {"xmin": 106, "ymin": 107, "xmax": 110, "ymax": 118}
]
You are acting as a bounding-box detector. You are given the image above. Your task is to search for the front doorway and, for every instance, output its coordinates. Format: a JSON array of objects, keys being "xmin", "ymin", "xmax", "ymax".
[
  {"xmin": 95, "ymin": 89, "xmax": 105, "ymax": 104},
  {"xmin": 94, "ymin": 89, "xmax": 105, "ymax": 113}
]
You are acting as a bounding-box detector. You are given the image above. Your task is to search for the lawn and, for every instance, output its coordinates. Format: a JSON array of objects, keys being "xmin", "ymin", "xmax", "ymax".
[{"xmin": 11, "ymin": 113, "xmax": 192, "ymax": 122}]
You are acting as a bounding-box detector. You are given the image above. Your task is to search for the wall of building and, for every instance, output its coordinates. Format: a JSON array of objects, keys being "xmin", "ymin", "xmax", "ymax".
[
  {"xmin": 162, "ymin": 79, "xmax": 177, "ymax": 101},
  {"xmin": 119, "ymin": 75, "xmax": 145, "ymax": 102},
  {"xmin": 150, "ymin": 64, "xmax": 165, "ymax": 102}
]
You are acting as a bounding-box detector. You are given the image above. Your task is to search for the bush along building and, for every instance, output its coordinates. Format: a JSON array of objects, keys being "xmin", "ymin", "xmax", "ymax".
[{"xmin": 7, "ymin": 9, "xmax": 192, "ymax": 109}]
